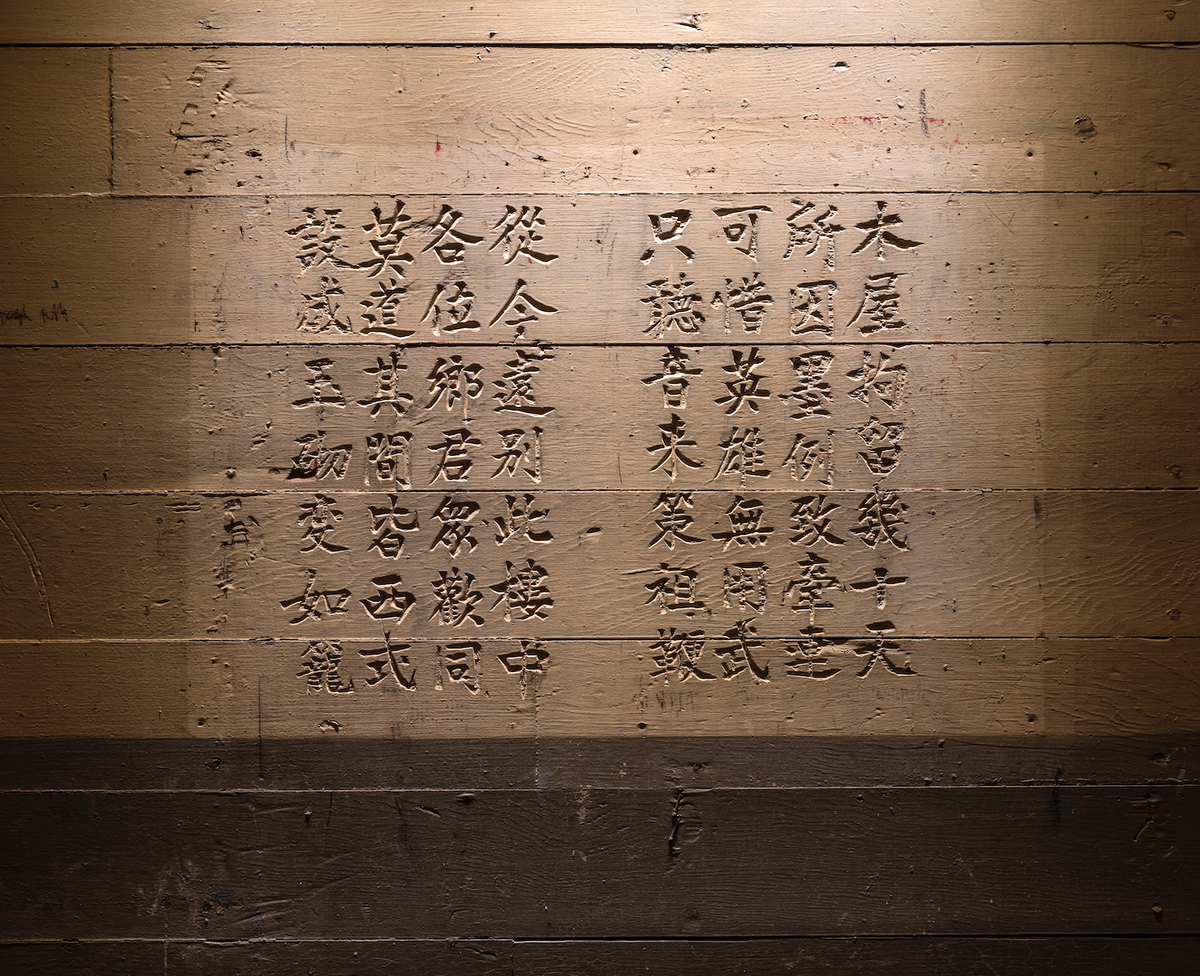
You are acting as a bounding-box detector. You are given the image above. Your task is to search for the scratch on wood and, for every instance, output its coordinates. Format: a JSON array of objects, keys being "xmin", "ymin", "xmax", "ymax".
[{"xmin": 0, "ymin": 497, "xmax": 54, "ymax": 627}]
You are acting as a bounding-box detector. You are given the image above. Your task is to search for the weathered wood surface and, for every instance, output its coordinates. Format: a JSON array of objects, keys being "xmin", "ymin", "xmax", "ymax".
[
  {"xmin": 0, "ymin": 344, "xmax": 1195, "ymax": 490},
  {"xmin": 3, "ymin": 734, "xmax": 1195, "ymax": 792},
  {"xmin": 2, "ymin": 638, "xmax": 1194, "ymax": 742},
  {"xmin": 0, "ymin": 491, "xmax": 1195, "ymax": 640},
  {"xmin": 5, "ymin": 1, "xmax": 1198, "ymax": 45},
  {"xmin": 0, "ymin": 49, "xmax": 110, "ymax": 196},
  {"xmin": 5, "ymin": 937, "xmax": 1198, "ymax": 976},
  {"xmin": 112, "ymin": 46, "xmax": 1200, "ymax": 195},
  {"xmin": 2, "ymin": 193, "xmax": 1196, "ymax": 346},
  {"xmin": 1, "ymin": 787, "xmax": 1194, "ymax": 939}
]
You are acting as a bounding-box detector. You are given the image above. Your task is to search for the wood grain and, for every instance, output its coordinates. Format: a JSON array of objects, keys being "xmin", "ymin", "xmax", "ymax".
[
  {"xmin": 112, "ymin": 46, "xmax": 1200, "ymax": 195},
  {"xmin": 1, "ymin": 193, "xmax": 1196, "ymax": 346},
  {"xmin": 0, "ymin": 491, "xmax": 1194, "ymax": 641},
  {"xmin": 1, "ymin": 787, "xmax": 1193, "ymax": 939},
  {"xmin": 4, "ymin": 1, "xmax": 1197, "ymax": 45},
  {"xmin": 0, "ymin": 49, "xmax": 110, "ymax": 196}
]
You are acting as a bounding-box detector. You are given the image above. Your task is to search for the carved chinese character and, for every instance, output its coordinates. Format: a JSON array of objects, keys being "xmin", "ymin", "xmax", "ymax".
[
  {"xmin": 722, "ymin": 561, "xmax": 767, "ymax": 614},
  {"xmin": 782, "ymin": 627, "xmax": 843, "ymax": 679},
  {"xmin": 293, "ymin": 358, "xmax": 346, "ymax": 412},
  {"xmin": 489, "ymin": 279, "xmax": 559, "ymax": 337},
  {"xmin": 713, "ymin": 205, "xmax": 771, "ymax": 260},
  {"xmin": 712, "ymin": 273, "xmax": 774, "ymax": 334},
  {"xmin": 297, "ymin": 276, "xmax": 353, "ymax": 334},
  {"xmin": 852, "ymin": 622, "xmax": 915, "ymax": 677},
  {"xmin": 853, "ymin": 416, "xmax": 905, "ymax": 477},
  {"xmin": 848, "ymin": 272, "xmax": 908, "ymax": 335},
  {"xmin": 647, "ymin": 414, "xmax": 703, "ymax": 480},
  {"xmin": 421, "ymin": 279, "xmax": 481, "ymax": 335},
  {"xmin": 222, "ymin": 498, "xmax": 256, "ymax": 548},
  {"xmin": 288, "ymin": 431, "xmax": 353, "ymax": 481},
  {"xmin": 494, "ymin": 348, "xmax": 555, "ymax": 416},
  {"xmin": 847, "ymin": 567, "xmax": 909, "ymax": 610},
  {"xmin": 789, "ymin": 494, "xmax": 844, "ymax": 546},
  {"xmin": 360, "ymin": 573, "xmax": 417, "ymax": 622},
  {"xmin": 426, "ymin": 356, "xmax": 484, "ymax": 419},
  {"xmin": 713, "ymin": 620, "xmax": 769, "ymax": 681},
  {"xmin": 643, "ymin": 345, "xmax": 701, "ymax": 409},
  {"xmin": 436, "ymin": 642, "xmax": 482, "ymax": 693},
  {"xmin": 490, "ymin": 559, "xmax": 554, "ymax": 621},
  {"xmin": 367, "ymin": 495, "xmax": 419, "ymax": 558},
  {"xmin": 489, "ymin": 205, "xmax": 559, "ymax": 264},
  {"xmin": 846, "ymin": 351, "xmax": 907, "ymax": 411},
  {"xmin": 298, "ymin": 639, "xmax": 355, "ymax": 693},
  {"xmin": 850, "ymin": 487, "xmax": 909, "ymax": 550},
  {"xmin": 359, "ymin": 277, "xmax": 413, "ymax": 338},
  {"xmin": 851, "ymin": 201, "xmax": 921, "ymax": 260},
  {"xmin": 491, "ymin": 428, "xmax": 543, "ymax": 483},
  {"xmin": 280, "ymin": 569, "xmax": 351, "ymax": 623},
  {"xmin": 715, "ymin": 427, "xmax": 770, "ymax": 485},
  {"xmin": 649, "ymin": 628, "xmax": 715, "ymax": 682},
  {"xmin": 430, "ymin": 495, "xmax": 480, "ymax": 557},
  {"xmin": 430, "ymin": 568, "xmax": 485, "ymax": 627},
  {"xmin": 782, "ymin": 551, "xmax": 840, "ymax": 625},
  {"xmin": 287, "ymin": 207, "xmax": 350, "ymax": 272},
  {"xmin": 644, "ymin": 563, "xmax": 705, "ymax": 615},
  {"xmin": 784, "ymin": 201, "xmax": 844, "ymax": 269},
  {"xmin": 779, "ymin": 351, "xmax": 834, "ymax": 419},
  {"xmin": 788, "ymin": 281, "xmax": 838, "ymax": 338},
  {"xmin": 298, "ymin": 494, "xmax": 348, "ymax": 553},
  {"xmin": 642, "ymin": 273, "xmax": 705, "ymax": 338},
  {"xmin": 366, "ymin": 432, "xmax": 412, "ymax": 488},
  {"xmin": 493, "ymin": 493, "xmax": 552, "ymax": 545},
  {"xmin": 716, "ymin": 347, "xmax": 771, "ymax": 414},
  {"xmin": 649, "ymin": 492, "xmax": 703, "ymax": 549},
  {"xmin": 497, "ymin": 640, "xmax": 550, "ymax": 698},
  {"xmin": 358, "ymin": 350, "xmax": 412, "ymax": 417},
  {"xmin": 359, "ymin": 634, "xmax": 417, "ymax": 689},
  {"xmin": 360, "ymin": 199, "xmax": 414, "ymax": 278},
  {"xmin": 422, "ymin": 205, "xmax": 483, "ymax": 264},
  {"xmin": 713, "ymin": 496, "xmax": 774, "ymax": 551},
  {"xmin": 641, "ymin": 209, "xmax": 694, "ymax": 263},
  {"xmin": 429, "ymin": 428, "xmax": 481, "ymax": 483},
  {"xmin": 783, "ymin": 430, "xmax": 834, "ymax": 486}
]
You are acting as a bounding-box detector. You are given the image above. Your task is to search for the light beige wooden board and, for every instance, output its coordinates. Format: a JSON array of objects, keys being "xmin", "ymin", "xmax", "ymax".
[
  {"xmin": 1, "ymin": 193, "xmax": 1195, "ymax": 346},
  {"xmin": 0, "ymin": 491, "xmax": 1194, "ymax": 641},
  {"xmin": 0, "ymin": 344, "xmax": 1194, "ymax": 492},
  {"xmin": 112, "ymin": 46, "xmax": 1200, "ymax": 196},
  {"xmin": 3, "ymin": 1, "xmax": 1196, "ymax": 45},
  {"xmin": 0, "ymin": 49, "xmax": 111, "ymax": 196},
  {"xmin": 1, "ymin": 637, "xmax": 1193, "ymax": 741}
]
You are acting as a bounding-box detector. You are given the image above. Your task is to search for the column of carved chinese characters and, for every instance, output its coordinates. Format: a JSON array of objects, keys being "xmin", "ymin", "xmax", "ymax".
[
  {"xmin": 277, "ymin": 199, "xmax": 564, "ymax": 702},
  {"xmin": 639, "ymin": 200, "xmax": 922, "ymax": 688}
]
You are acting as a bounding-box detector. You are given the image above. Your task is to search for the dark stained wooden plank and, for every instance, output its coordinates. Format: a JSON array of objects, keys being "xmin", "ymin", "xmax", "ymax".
[
  {"xmin": 0, "ymin": 787, "xmax": 1194, "ymax": 940},
  {"xmin": 1, "ymin": 734, "xmax": 1195, "ymax": 792}
]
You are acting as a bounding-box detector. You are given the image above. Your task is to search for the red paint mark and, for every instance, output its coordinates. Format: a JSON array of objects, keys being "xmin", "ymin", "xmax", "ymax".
[
  {"xmin": 933, "ymin": 333, "xmax": 944, "ymax": 343},
  {"xmin": 951, "ymin": 351, "xmax": 958, "ymax": 364},
  {"xmin": 435, "ymin": 138, "xmax": 442, "ymax": 154}
]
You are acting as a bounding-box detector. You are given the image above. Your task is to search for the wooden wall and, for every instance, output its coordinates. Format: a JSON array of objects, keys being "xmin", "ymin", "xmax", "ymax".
[{"xmin": 1, "ymin": 3, "xmax": 1197, "ymax": 972}]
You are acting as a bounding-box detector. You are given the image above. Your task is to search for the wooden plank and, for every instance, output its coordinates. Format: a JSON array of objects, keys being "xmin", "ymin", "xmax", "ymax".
[
  {"xmin": 7, "ymin": 936, "xmax": 1195, "ymax": 976},
  {"xmin": 4, "ymin": 1, "xmax": 1198, "ymax": 45},
  {"xmin": 2, "ymin": 193, "xmax": 1196, "ymax": 347},
  {"xmin": 2, "ymin": 639, "xmax": 1195, "ymax": 743},
  {"xmin": 0, "ymin": 787, "xmax": 1193, "ymax": 938},
  {"xmin": 514, "ymin": 937, "xmax": 1200, "ymax": 976},
  {"xmin": 0, "ymin": 343, "xmax": 1194, "ymax": 491},
  {"xmin": 0, "ymin": 49, "xmax": 111, "ymax": 196},
  {"xmin": 112, "ymin": 46, "xmax": 1200, "ymax": 195},
  {"xmin": 0, "ymin": 491, "xmax": 1195, "ymax": 641}
]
